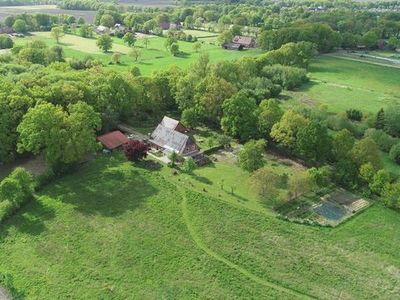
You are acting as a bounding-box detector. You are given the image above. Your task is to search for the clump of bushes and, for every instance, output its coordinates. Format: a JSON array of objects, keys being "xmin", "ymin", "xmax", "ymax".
[
  {"xmin": 364, "ymin": 128, "xmax": 398, "ymax": 152},
  {"xmin": 262, "ymin": 65, "xmax": 308, "ymax": 90},
  {"xmin": 0, "ymin": 168, "xmax": 35, "ymax": 223},
  {"xmin": 69, "ymin": 56, "xmax": 103, "ymax": 70},
  {"xmin": 346, "ymin": 109, "xmax": 363, "ymax": 121}
]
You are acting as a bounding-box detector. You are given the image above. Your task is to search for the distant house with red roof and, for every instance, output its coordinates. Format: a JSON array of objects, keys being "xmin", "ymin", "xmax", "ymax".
[{"xmin": 97, "ymin": 130, "xmax": 128, "ymax": 150}]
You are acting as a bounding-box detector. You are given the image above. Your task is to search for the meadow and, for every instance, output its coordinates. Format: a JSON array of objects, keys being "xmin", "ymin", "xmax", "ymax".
[
  {"xmin": 286, "ymin": 55, "xmax": 400, "ymax": 113},
  {"xmin": 285, "ymin": 55, "xmax": 400, "ymax": 174},
  {"xmin": 0, "ymin": 153, "xmax": 398, "ymax": 299},
  {"xmin": 0, "ymin": 5, "xmax": 96, "ymax": 23},
  {"xmin": 15, "ymin": 32, "xmax": 261, "ymax": 75}
]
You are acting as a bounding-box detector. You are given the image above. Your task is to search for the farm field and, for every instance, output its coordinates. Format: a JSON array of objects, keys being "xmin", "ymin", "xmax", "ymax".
[
  {"xmin": 0, "ymin": 5, "xmax": 96, "ymax": 23},
  {"xmin": 0, "ymin": 154, "xmax": 399, "ymax": 299},
  {"xmin": 15, "ymin": 32, "xmax": 261, "ymax": 75},
  {"xmin": 285, "ymin": 55, "xmax": 400, "ymax": 113}
]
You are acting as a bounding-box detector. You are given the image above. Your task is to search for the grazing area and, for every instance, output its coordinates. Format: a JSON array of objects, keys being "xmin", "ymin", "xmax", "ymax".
[
  {"xmin": 14, "ymin": 32, "xmax": 261, "ymax": 74},
  {"xmin": 286, "ymin": 56, "xmax": 400, "ymax": 113},
  {"xmin": 0, "ymin": 154, "xmax": 398, "ymax": 299},
  {"xmin": 0, "ymin": 5, "xmax": 96, "ymax": 23}
]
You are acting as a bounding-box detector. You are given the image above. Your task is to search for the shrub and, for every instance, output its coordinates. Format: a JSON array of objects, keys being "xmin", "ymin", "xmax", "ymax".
[
  {"xmin": 0, "ymin": 168, "xmax": 35, "ymax": 223},
  {"xmin": 389, "ymin": 143, "xmax": 400, "ymax": 164},
  {"xmin": 262, "ymin": 64, "xmax": 308, "ymax": 90},
  {"xmin": 0, "ymin": 35, "xmax": 13, "ymax": 49},
  {"xmin": 182, "ymin": 158, "xmax": 197, "ymax": 173},
  {"xmin": 364, "ymin": 128, "xmax": 398, "ymax": 152},
  {"xmin": 123, "ymin": 140, "xmax": 149, "ymax": 161},
  {"xmin": 346, "ymin": 109, "xmax": 363, "ymax": 121}
]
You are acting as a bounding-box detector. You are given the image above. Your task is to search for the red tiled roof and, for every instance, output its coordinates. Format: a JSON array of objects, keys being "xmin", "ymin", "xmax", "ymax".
[{"xmin": 97, "ymin": 130, "xmax": 128, "ymax": 150}]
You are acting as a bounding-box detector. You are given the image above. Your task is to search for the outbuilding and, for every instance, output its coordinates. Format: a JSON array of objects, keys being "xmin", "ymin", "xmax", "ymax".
[{"xmin": 97, "ymin": 130, "xmax": 129, "ymax": 150}]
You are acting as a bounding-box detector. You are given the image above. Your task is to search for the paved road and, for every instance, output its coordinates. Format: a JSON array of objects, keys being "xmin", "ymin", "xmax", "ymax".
[{"xmin": 0, "ymin": 287, "xmax": 10, "ymax": 300}]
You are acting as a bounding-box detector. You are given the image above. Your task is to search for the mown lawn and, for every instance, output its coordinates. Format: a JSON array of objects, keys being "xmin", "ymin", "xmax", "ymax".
[
  {"xmin": 285, "ymin": 55, "xmax": 400, "ymax": 113},
  {"xmin": 16, "ymin": 32, "xmax": 261, "ymax": 75},
  {"xmin": 0, "ymin": 154, "xmax": 399, "ymax": 299}
]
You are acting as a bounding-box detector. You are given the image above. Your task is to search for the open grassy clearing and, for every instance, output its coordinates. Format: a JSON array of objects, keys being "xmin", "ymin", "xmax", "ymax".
[
  {"xmin": 0, "ymin": 153, "xmax": 399, "ymax": 298},
  {"xmin": 186, "ymin": 191, "xmax": 400, "ymax": 299},
  {"xmin": 0, "ymin": 155, "xmax": 288, "ymax": 299},
  {"xmin": 285, "ymin": 55, "xmax": 400, "ymax": 113},
  {"xmin": 15, "ymin": 32, "xmax": 261, "ymax": 75}
]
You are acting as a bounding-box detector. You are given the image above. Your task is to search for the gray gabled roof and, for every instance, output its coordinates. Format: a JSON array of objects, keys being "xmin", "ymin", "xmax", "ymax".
[
  {"xmin": 232, "ymin": 35, "xmax": 254, "ymax": 46},
  {"xmin": 160, "ymin": 116, "xmax": 180, "ymax": 131},
  {"xmin": 150, "ymin": 124, "xmax": 188, "ymax": 154}
]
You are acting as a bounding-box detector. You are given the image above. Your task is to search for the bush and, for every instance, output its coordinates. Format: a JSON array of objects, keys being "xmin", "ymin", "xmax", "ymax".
[
  {"xmin": 346, "ymin": 109, "xmax": 363, "ymax": 121},
  {"xmin": 123, "ymin": 140, "xmax": 149, "ymax": 161},
  {"xmin": 364, "ymin": 128, "xmax": 398, "ymax": 152},
  {"xmin": 262, "ymin": 65, "xmax": 308, "ymax": 90},
  {"xmin": 0, "ymin": 35, "xmax": 13, "ymax": 49},
  {"xmin": 0, "ymin": 168, "xmax": 35, "ymax": 223},
  {"xmin": 389, "ymin": 143, "xmax": 400, "ymax": 164},
  {"xmin": 182, "ymin": 157, "xmax": 197, "ymax": 173}
]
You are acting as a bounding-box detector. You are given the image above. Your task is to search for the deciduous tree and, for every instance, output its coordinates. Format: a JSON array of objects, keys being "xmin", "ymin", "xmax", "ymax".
[
  {"xmin": 238, "ymin": 139, "xmax": 266, "ymax": 172},
  {"xmin": 123, "ymin": 140, "xmax": 149, "ymax": 161}
]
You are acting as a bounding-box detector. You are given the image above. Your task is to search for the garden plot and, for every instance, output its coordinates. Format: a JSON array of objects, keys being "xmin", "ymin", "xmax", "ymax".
[
  {"xmin": 313, "ymin": 189, "xmax": 370, "ymax": 226},
  {"xmin": 278, "ymin": 189, "xmax": 370, "ymax": 227}
]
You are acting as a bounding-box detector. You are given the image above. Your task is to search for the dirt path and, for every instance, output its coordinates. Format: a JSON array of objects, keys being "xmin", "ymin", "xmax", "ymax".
[
  {"xmin": 178, "ymin": 185, "xmax": 315, "ymax": 299},
  {"xmin": 326, "ymin": 53, "xmax": 400, "ymax": 70}
]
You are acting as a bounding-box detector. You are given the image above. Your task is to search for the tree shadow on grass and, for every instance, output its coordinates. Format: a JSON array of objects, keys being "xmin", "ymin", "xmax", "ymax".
[
  {"xmin": 59, "ymin": 42, "xmax": 74, "ymax": 47},
  {"xmin": 0, "ymin": 198, "xmax": 56, "ymax": 240},
  {"xmin": 177, "ymin": 52, "xmax": 190, "ymax": 58},
  {"xmin": 134, "ymin": 159, "xmax": 162, "ymax": 171},
  {"xmin": 44, "ymin": 160, "xmax": 159, "ymax": 218},
  {"xmin": 295, "ymin": 80, "xmax": 318, "ymax": 92},
  {"xmin": 192, "ymin": 174, "xmax": 212, "ymax": 185}
]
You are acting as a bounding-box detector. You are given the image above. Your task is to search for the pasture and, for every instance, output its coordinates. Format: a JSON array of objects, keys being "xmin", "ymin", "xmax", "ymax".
[
  {"xmin": 286, "ymin": 55, "xmax": 400, "ymax": 113},
  {"xmin": 15, "ymin": 32, "xmax": 261, "ymax": 75},
  {"xmin": 0, "ymin": 5, "xmax": 96, "ymax": 23},
  {"xmin": 0, "ymin": 153, "xmax": 399, "ymax": 298}
]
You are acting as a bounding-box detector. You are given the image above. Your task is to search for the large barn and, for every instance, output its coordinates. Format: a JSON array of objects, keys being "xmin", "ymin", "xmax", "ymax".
[{"xmin": 149, "ymin": 117, "xmax": 199, "ymax": 156}]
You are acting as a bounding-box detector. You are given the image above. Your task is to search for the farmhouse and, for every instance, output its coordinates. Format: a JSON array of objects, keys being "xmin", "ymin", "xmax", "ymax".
[
  {"xmin": 232, "ymin": 35, "xmax": 256, "ymax": 48},
  {"xmin": 222, "ymin": 43, "xmax": 244, "ymax": 51},
  {"xmin": 97, "ymin": 130, "xmax": 128, "ymax": 150},
  {"xmin": 96, "ymin": 25, "xmax": 108, "ymax": 34},
  {"xmin": 149, "ymin": 116, "xmax": 199, "ymax": 156}
]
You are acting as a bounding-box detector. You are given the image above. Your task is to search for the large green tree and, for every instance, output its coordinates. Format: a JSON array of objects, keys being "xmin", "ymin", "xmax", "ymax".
[
  {"xmin": 351, "ymin": 137, "xmax": 382, "ymax": 169},
  {"xmin": 296, "ymin": 120, "xmax": 332, "ymax": 163},
  {"xmin": 270, "ymin": 110, "xmax": 308, "ymax": 149},
  {"xmin": 17, "ymin": 101, "xmax": 101, "ymax": 166},
  {"xmin": 258, "ymin": 99, "xmax": 283, "ymax": 139},
  {"xmin": 96, "ymin": 35, "xmax": 113, "ymax": 53},
  {"xmin": 332, "ymin": 129, "xmax": 355, "ymax": 160},
  {"xmin": 238, "ymin": 139, "xmax": 266, "ymax": 172},
  {"xmin": 221, "ymin": 91, "xmax": 259, "ymax": 141}
]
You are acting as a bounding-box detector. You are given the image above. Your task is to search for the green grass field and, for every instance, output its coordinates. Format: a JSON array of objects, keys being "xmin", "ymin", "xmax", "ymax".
[
  {"xmin": 0, "ymin": 153, "xmax": 399, "ymax": 299},
  {"xmin": 286, "ymin": 55, "xmax": 400, "ymax": 113},
  {"xmin": 16, "ymin": 32, "xmax": 261, "ymax": 75}
]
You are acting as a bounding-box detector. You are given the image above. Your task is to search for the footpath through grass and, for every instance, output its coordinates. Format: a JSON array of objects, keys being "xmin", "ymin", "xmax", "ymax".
[{"xmin": 0, "ymin": 154, "xmax": 399, "ymax": 298}]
